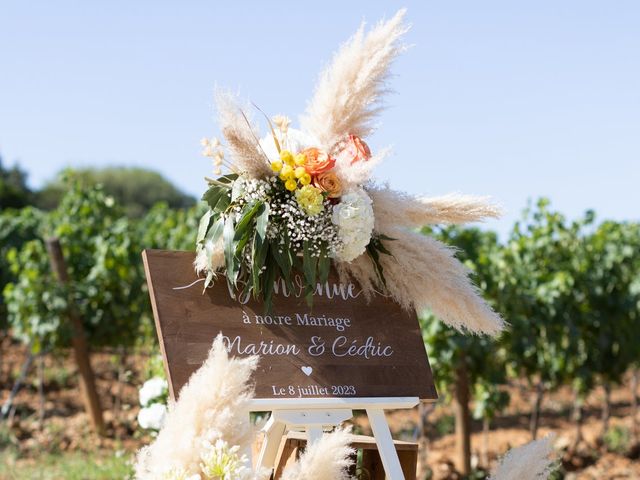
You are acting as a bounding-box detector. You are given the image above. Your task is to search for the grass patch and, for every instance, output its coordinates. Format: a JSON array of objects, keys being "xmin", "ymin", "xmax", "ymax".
[
  {"xmin": 0, "ymin": 449, "xmax": 134, "ymax": 480},
  {"xmin": 604, "ymin": 425, "xmax": 631, "ymax": 455}
]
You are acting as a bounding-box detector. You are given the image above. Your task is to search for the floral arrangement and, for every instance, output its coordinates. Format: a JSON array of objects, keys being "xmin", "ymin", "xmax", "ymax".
[
  {"xmin": 197, "ymin": 121, "xmax": 385, "ymax": 310},
  {"xmin": 195, "ymin": 9, "xmax": 505, "ymax": 335}
]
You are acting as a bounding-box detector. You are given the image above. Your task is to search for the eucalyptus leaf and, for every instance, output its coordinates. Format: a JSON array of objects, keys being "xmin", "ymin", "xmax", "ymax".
[
  {"xmin": 256, "ymin": 202, "xmax": 270, "ymax": 241},
  {"xmin": 223, "ymin": 215, "xmax": 239, "ymax": 287},
  {"xmin": 234, "ymin": 201, "xmax": 263, "ymax": 240},
  {"xmin": 251, "ymin": 233, "xmax": 269, "ymax": 297},
  {"xmin": 196, "ymin": 209, "xmax": 213, "ymax": 245},
  {"xmin": 202, "ymin": 186, "xmax": 224, "ymax": 209},
  {"xmin": 303, "ymin": 240, "xmax": 318, "ymax": 306},
  {"xmin": 263, "ymin": 257, "xmax": 278, "ymax": 313},
  {"xmin": 318, "ymin": 242, "xmax": 331, "ymax": 284}
]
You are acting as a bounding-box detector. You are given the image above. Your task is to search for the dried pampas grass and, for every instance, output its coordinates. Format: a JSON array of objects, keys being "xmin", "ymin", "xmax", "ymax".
[
  {"xmin": 135, "ymin": 336, "xmax": 357, "ymax": 480},
  {"xmin": 334, "ymin": 148, "xmax": 390, "ymax": 190},
  {"xmin": 194, "ymin": 238, "xmax": 224, "ymax": 275},
  {"xmin": 281, "ymin": 429, "xmax": 355, "ymax": 480},
  {"xmin": 134, "ymin": 335, "xmax": 260, "ymax": 479},
  {"xmin": 215, "ymin": 90, "xmax": 273, "ymax": 178},
  {"xmin": 342, "ymin": 226, "xmax": 504, "ymax": 336},
  {"xmin": 369, "ymin": 186, "xmax": 503, "ymax": 231},
  {"xmin": 301, "ymin": 9, "xmax": 409, "ymax": 149},
  {"xmin": 490, "ymin": 434, "xmax": 557, "ymax": 480},
  {"xmin": 335, "ymin": 253, "xmax": 380, "ymax": 302}
]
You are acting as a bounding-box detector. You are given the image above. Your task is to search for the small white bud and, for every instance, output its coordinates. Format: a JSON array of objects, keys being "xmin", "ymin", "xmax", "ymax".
[{"xmin": 201, "ymin": 146, "xmax": 213, "ymax": 157}]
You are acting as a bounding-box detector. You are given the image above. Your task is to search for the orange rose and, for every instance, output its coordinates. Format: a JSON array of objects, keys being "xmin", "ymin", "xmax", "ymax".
[
  {"xmin": 301, "ymin": 147, "xmax": 335, "ymax": 175},
  {"xmin": 312, "ymin": 171, "xmax": 343, "ymax": 199},
  {"xmin": 334, "ymin": 134, "xmax": 371, "ymax": 165}
]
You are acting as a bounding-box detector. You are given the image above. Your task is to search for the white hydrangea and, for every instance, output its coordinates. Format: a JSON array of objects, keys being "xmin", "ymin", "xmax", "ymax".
[
  {"xmin": 139, "ymin": 377, "xmax": 168, "ymax": 407},
  {"xmin": 331, "ymin": 188, "xmax": 375, "ymax": 262},
  {"xmin": 138, "ymin": 402, "xmax": 167, "ymax": 430}
]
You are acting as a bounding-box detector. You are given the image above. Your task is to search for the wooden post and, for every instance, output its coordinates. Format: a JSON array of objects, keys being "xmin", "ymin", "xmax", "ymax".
[
  {"xmin": 453, "ymin": 360, "xmax": 471, "ymax": 475},
  {"xmin": 46, "ymin": 238, "xmax": 105, "ymax": 435}
]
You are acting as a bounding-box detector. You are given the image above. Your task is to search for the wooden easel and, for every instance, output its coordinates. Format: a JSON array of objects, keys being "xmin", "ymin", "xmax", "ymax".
[{"xmin": 252, "ymin": 397, "xmax": 420, "ymax": 480}]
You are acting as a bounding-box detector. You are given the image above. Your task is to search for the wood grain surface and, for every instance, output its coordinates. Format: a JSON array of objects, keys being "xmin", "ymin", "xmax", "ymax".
[{"xmin": 143, "ymin": 249, "xmax": 437, "ymax": 402}]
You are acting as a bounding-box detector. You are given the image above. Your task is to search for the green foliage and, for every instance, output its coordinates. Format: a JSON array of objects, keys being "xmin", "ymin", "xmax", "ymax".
[
  {"xmin": 1, "ymin": 169, "xmax": 210, "ymax": 353},
  {"xmin": 420, "ymin": 199, "xmax": 640, "ymax": 450},
  {"xmin": 139, "ymin": 202, "xmax": 204, "ymax": 251},
  {"xmin": 0, "ymin": 157, "xmax": 32, "ymax": 210},
  {"xmin": 603, "ymin": 424, "xmax": 631, "ymax": 454},
  {"xmin": 0, "ymin": 207, "xmax": 44, "ymax": 330},
  {"xmin": 579, "ymin": 221, "xmax": 640, "ymax": 388},
  {"xmin": 199, "ymin": 175, "xmax": 300, "ymax": 310},
  {"xmin": 36, "ymin": 167, "xmax": 195, "ymax": 216},
  {"xmin": 496, "ymin": 199, "xmax": 594, "ymax": 393},
  {"xmin": 144, "ymin": 353, "xmax": 167, "ymax": 380},
  {"xmin": 4, "ymin": 180, "xmax": 151, "ymax": 352},
  {"xmin": 0, "ymin": 449, "xmax": 134, "ymax": 480},
  {"xmin": 433, "ymin": 414, "xmax": 455, "ymax": 436},
  {"xmin": 3, "ymin": 240, "xmax": 68, "ymax": 353}
]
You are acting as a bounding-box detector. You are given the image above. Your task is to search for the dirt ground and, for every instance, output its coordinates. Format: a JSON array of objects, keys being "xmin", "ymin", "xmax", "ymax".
[{"xmin": 1, "ymin": 337, "xmax": 639, "ymax": 479}]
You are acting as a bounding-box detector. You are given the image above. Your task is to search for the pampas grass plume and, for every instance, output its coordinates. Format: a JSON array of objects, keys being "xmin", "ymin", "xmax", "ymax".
[
  {"xmin": 490, "ymin": 434, "xmax": 557, "ymax": 480},
  {"xmin": 215, "ymin": 90, "xmax": 273, "ymax": 178},
  {"xmin": 281, "ymin": 429, "xmax": 355, "ymax": 480},
  {"xmin": 369, "ymin": 186, "xmax": 503, "ymax": 230},
  {"xmin": 134, "ymin": 335, "xmax": 259, "ymax": 479},
  {"xmin": 301, "ymin": 9, "xmax": 409, "ymax": 149}
]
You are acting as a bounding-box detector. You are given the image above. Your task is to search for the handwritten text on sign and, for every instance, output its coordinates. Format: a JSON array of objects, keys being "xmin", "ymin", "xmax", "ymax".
[{"xmin": 142, "ymin": 249, "xmax": 437, "ymax": 401}]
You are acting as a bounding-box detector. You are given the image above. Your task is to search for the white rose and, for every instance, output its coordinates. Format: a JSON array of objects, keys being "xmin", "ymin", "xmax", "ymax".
[
  {"xmin": 139, "ymin": 377, "xmax": 168, "ymax": 407},
  {"xmin": 137, "ymin": 402, "xmax": 167, "ymax": 430}
]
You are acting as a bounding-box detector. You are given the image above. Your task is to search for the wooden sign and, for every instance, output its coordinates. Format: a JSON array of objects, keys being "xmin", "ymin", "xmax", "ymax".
[{"xmin": 143, "ymin": 249, "xmax": 437, "ymax": 402}]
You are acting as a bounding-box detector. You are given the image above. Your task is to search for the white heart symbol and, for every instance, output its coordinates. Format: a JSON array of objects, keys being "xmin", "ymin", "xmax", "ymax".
[{"xmin": 301, "ymin": 366, "xmax": 313, "ymax": 376}]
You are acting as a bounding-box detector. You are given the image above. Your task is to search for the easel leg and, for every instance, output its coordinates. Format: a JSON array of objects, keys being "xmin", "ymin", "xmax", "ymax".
[
  {"xmin": 306, "ymin": 425, "xmax": 324, "ymax": 444},
  {"xmin": 257, "ymin": 414, "xmax": 287, "ymax": 471},
  {"xmin": 366, "ymin": 408, "xmax": 405, "ymax": 480}
]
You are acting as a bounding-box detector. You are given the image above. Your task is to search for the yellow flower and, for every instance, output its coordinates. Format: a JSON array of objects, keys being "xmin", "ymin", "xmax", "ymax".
[
  {"xmin": 285, "ymin": 178, "xmax": 297, "ymax": 191},
  {"xmin": 280, "ymin": 150, "xmax": 294, "ymax": 166},
  {"xmin": 300, "ymin": 173, "xmax": 312, "ymax": 185},
  {"xmin": 294, "ymin": 153, "xmax": 307, "ymax": 166},
  {"xmin": 280, "ymin": 164, "xmax": 294, "ymax": 179},
  {"xmin": 295, "ymin": 185, "xmax": 324, "ymax": 216},
  {"xmin": 294, "ymin": 166, "xmax": 306, "ymax": 179},
  {"xmin": 271, "ymin": 160, "xmax": 283, "ymax": 172}
]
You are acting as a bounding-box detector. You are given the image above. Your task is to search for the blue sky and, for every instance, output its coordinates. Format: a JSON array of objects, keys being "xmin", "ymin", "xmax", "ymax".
[{"xmin": 1, "ymin": 1, "xmax": 638, "ymax": 237}]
